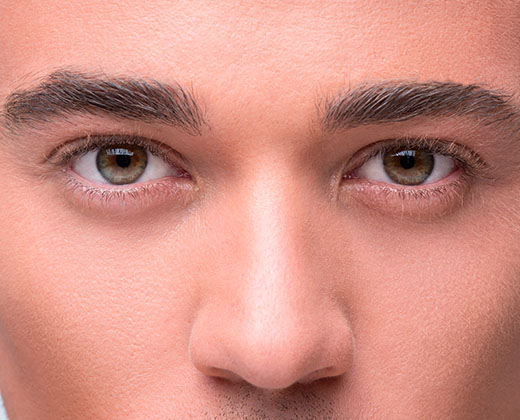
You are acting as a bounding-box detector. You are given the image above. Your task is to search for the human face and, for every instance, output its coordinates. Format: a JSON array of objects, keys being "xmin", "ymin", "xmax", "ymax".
[{"xmin": 1, "ymin": 1, "xmax": 520, "ymax": 419}]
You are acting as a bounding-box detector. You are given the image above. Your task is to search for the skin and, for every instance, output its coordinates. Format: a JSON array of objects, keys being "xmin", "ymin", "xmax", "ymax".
[{"xmin": 0, "ymin": 0, "xmax": 520, "ymax": 418}]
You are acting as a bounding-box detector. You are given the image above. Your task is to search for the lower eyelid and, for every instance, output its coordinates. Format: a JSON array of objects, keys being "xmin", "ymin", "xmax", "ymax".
[
  {"xmin": 60, "ymin": 169, "xmax": 195, "ymax": 215},
  {"xmin": 339, "ymin": 171, "xmax": 469, "ymax": 220}
]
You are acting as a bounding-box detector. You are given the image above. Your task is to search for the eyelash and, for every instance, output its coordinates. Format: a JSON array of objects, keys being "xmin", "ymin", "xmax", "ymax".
[
  {"xmin": 46, "ymin": 134, "xmax": 488, "ymax": 215},
  {"xmin": 339, "ymin": 136, "xmax": 490, "ymax": 215},
  {"xmin": 343, "ymin": 136, "xmax": 487, "ymax": 180},
  {"xmin": 47, "ymin": 134, "xmax": 193, "ymax": 211},
  {"xmin": 47, "ymin": 134, "xmax": 180, "ymax": 167}
]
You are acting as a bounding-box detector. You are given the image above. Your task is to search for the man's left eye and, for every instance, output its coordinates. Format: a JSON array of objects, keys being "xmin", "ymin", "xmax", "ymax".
[
  {"xmin": 72, "ymin": 144, "xmax": 184, "ymax": 185},
  {"xmin": 353, "ymin": 148, "xmax": 457, "ymax": 186}
]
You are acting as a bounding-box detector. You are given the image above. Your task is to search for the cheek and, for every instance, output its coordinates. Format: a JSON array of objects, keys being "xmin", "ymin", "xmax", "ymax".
[
  {"xmin": 338, "ymin": 206, "xmax": 520, "ymax": 416},
  {"xmin": 0, "ymin": 192, "xmax": 204, "ymax": 414},
  {"xmin": 1, "ymin": 150, "xmax": 519, "ymax": 418}
]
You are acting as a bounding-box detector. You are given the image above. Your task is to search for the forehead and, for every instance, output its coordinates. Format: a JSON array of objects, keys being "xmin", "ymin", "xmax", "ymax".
[{"xmin": 0, "ymin": 1, "xmax": 519, "ymax": 113}]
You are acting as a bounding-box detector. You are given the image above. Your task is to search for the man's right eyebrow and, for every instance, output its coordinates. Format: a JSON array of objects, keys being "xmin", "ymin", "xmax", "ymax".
[{"xmin": 1, "ymin": 70, "xmax": 207, "ymax": 135}]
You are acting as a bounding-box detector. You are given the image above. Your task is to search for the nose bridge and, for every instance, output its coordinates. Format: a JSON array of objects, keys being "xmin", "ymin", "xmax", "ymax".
[
  {"xmin": 189, "ymin": 162, "xmax": 353, "ymax": 389},
  {"xmin": 246, "ymin": 165, "xmax": 308, "ymax": 299},
  {"xmin": 238, "ymin": 166, "xmax": 318, "ymax": 343}
]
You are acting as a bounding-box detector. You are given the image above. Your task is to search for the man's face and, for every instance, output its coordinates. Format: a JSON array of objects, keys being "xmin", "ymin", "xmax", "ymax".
[{"xmin": 1, "ymin": 1, "xmax": 520, "ymax": 418}]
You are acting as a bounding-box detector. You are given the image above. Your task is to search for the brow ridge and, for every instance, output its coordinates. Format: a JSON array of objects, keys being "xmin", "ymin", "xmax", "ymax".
[
  {"xmin": 1, "ymin": 70, "xmax": 206, "ymax": 134},
  {"xmin": 323, "ymin": 81, "xmax": 520, "ymax": 132}
]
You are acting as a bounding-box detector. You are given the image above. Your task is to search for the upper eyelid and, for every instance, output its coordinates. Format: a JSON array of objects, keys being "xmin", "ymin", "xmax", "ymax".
[
  {"xmin": 364, "ymin": 137, "xmax": 478, "ymax": 161},
  {"xmin": 46, "ymin": 133, "xmax": 491, "ymax": 183},
  {"xmin": 45, "ymin": 134, "xmax": 188, "ymax": 168},
  {"xmin": 343, "ymin": 136, "xmax": 489, "ymax": 178}
]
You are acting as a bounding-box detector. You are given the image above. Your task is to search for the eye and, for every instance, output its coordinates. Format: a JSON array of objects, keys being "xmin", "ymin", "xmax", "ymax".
[
  {"xmin": 339, "ymin": 139, "xmax": 489, "ymax": 218},
  {"xmin": 352, "ymin": 148, "xmax": 457, "ymax": 186},
  {"xmin": 46, "ymin": 135, "xmax": 195, "ymax": 212},
  {"xmin": 72, "ymin": 143, "xmax": 187, "ymax": 185}
]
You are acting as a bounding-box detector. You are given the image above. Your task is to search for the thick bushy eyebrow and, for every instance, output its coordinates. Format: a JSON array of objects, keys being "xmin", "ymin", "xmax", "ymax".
[
  {"xmin": 3, "ymin": 72, "xmax": 518, "ymax": 138},
  {"xmin": 323, "ymin": 81, "xmax": 520, "ymax": 132},
  {"xmin": 1, "ymin": 70, "xmax": 206, "ymax": 135}
]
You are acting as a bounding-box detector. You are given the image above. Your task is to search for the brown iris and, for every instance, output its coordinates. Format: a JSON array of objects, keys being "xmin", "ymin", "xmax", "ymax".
[
  {"xmin": 96, "ymin": 145, "xmax": 148, "ymax": 185},
  {"xmin": 383, "ymin": 149, "xmax": 434, "ymax": 185}
]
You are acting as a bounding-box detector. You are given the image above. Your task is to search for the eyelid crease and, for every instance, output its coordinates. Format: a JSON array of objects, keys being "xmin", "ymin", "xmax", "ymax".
[
  {"xmin": 45, "ymin": 133, "xmax": 189, "ymax": 171},
  {"xmin": 342, "ymin": 136, "xmax": 493, "ymax": 182}
]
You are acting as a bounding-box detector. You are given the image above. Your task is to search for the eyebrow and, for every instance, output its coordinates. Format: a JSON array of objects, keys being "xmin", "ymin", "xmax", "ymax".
[
  {"xmin": 323, "ymin": 81, "xmax": 520, "ymax": 132},
  {"xmin": 2, "ymin": 72, "xmax": 517, "ymax": 138},
  {"xmin": 1, "ymin": 70, "xmax": 206, "ymax": 135}
]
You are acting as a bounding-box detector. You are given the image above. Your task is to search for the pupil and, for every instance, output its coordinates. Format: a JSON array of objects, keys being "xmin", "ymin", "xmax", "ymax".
[
  {"xmin": 399, "ymin": 153, "xmax": 415, "ymax": 170},
  {"xmin": 116, "ymin": 154, "xmax": 131, "ymax": 168}
]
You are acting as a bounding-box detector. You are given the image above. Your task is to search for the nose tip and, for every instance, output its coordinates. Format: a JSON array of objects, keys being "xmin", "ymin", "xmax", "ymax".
[{"xmin": 189, "ymin": 304, "xmax": 353, "ymax": 390}]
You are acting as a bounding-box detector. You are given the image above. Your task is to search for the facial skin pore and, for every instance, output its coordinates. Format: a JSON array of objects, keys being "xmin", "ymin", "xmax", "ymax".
[{"xmin": 0, "ymin": 1, "xmax": 520, "ymax": 419}]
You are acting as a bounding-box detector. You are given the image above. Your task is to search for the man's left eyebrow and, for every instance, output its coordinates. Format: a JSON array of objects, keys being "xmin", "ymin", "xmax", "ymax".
[
  {"xmin": 322, "ymin": 81, "xmax": 520, "ymax": 132},
  {"xmin": 1, "ymin": 69, "xmax": 207, "ymax": 135}
]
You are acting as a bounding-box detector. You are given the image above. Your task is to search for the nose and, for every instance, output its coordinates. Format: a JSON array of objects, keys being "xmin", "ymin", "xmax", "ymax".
[{"xmin": 188, "ymin": 172, "xmax": 354, "ymax": 390}]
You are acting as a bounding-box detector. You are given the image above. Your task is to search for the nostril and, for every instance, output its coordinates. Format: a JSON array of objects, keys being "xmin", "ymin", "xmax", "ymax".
[
  {"xmin": 203, "ymin": 367, "xmax": 243, "ymax": 383},
  {"xmin": 297, "ymin": 366, "xmax": 338, "ymax": 384},
  {"xmin": 189, "ymin": 293, "xmax": 354, "ymax": 391}
]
